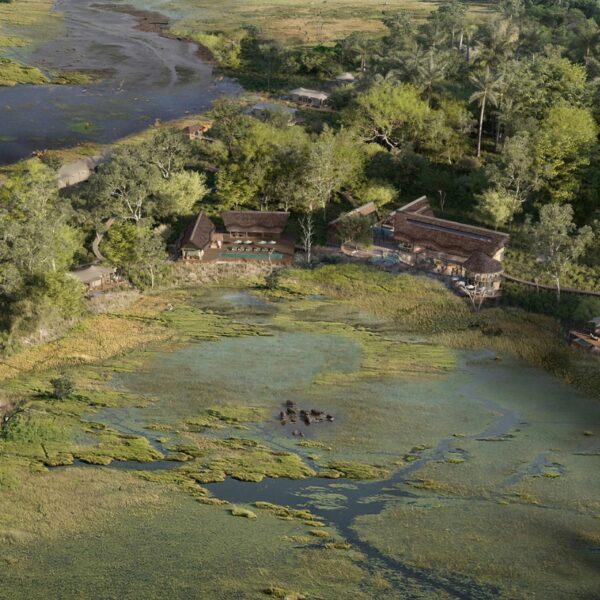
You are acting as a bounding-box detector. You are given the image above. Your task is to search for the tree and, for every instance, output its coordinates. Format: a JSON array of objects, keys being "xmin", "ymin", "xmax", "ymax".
[
  {"xmin": 476, "ymin": 17, "xmax": 519, "ymax": 68},
  {"xmin": 103, "ymin": 223, "xmax": 168, "ymax": 289},
  {"xmin": 487, "ymin": 132, "xmax": 536, "ymax": 205},
  {"xmin": 341, "ymin": 32, "xmax": 373, "ymax": 71},
  {"xmin": 299, "ymin": 212, "xmax": 315, "ymax": 264},
  {"xmin": 359, "ymin": 182, "xmax": 397, "ymax": 207},
  {"xmin": 424, "ymin": 99, "xmax": 473, "ymax": 164},
  {"xmin": 431, "ymin": 1, "xmax": 467, "ymax": 49},
  {"xmin": 0, "ymin": 160, "xmax": 80, "ymax": 287},
  {"xmin": 476, "ymin": 188, "xmax": 521, "ymax": 229},
  {"xmin": 154, "ymin": 171, "xmax": 208, "ymax": 218},
  {"xmin": 528, "ymin": 204, "xmax": 594, "ymax": 300},
  {"xmin": 303, "ymin": 127, "xmax": 364, "ymax": 216},
  {"xmin": 348, "ymin": 82, "xmax": 430, "ymax": 149},
  {"xmin": 533, "ymin": 103, "xmax": 598, "ymax": 204},
  {"xmin": 336, "ymin": 214, "xmax": 374, "ymax": 247},
  {"xmin": 140, "ymin": 128, "xmax": 193, "ymax": 179},
  {"xmin": 89, "ymin": 146, "xmax": 159, "ymax": 224},
  {"xmin": 415, "ymin": 49, "xmax": 448, "ymax": 105},
  {"xmin": 469, "ymin": 67, "xmax": 504, "ymax": 157}
]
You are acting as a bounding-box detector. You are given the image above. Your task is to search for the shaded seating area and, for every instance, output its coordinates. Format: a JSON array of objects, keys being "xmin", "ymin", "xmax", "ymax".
[
  {"xmin": 69, "ymin": 264, "xmax": 121, "ymax": 293},
  {"xmin": 288, "ymin": 87, "xmax": 330, "ymax": 108}
]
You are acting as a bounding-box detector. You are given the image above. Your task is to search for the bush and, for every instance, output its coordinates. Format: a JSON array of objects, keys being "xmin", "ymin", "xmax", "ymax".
[
  {"xmin": 49, "ymin": 375, "xmax": 74, "ymax": 400},
  {"xmin": 502, "ymin": 282, "xmax": 600, "ymax": 323}
]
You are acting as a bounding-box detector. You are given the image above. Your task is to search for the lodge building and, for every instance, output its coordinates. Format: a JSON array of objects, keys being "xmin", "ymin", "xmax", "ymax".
[
  {"xmin": 374, "ymin": 196, "xmax": 509, "ymax": 292},
  {"xmin": 179, "ymin": 210, "xmax": 294, "ymax": 263}
]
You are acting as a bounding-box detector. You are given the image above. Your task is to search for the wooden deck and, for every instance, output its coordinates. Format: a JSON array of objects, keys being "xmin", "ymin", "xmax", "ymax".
[
  {"xmin": 195, "ymin": 235, "xmax": 295, "ymax": 263},
  {"xmin": 569, "ymin": 330, "xmax": 600, "ymax": 353}
]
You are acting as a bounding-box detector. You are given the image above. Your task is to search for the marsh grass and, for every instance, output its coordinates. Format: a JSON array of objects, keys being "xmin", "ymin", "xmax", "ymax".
[
  {"xmin": 273, "ymin": 264, "xmax": 600, "ymax": 400},
  {"xmin": 162, "ymin": 0, "xmax": 492, "ymax": 44},
  {"xmin": 353, "ymin": 499, "xmax": 600, "ymax": 598}
]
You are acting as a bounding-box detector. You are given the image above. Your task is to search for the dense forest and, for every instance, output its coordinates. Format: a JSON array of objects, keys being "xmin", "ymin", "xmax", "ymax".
[{"xmin": 1, "ymin": 0, "xmax": 600, "ymax": 348}]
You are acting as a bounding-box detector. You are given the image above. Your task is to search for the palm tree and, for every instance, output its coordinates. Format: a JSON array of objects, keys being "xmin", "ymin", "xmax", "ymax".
[
  {"xmin": 469, "ymin": 68, "xmax": 504, "ymax": 158},
  {"xmin": 476, "ymin": 18, "xmax": 519, "ymax": 68},
  {"xmin": 574, "ymin": 18, "xmax": 600, "ymax": 63},
  {"xmin": 463, "ymin": 23, "xmax": 478, "ymax": 63},
  {"xmin": 416, "ymin": 50, "xmax": 448, "ymax": 105},
  {"xmin": 342, "ymin": 32, "xmax": 373, "ymax": 72}
]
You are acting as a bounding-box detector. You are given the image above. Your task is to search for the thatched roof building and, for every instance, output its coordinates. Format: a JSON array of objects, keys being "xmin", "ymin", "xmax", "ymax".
[
  {"xmin": 392, "ymin": 211, "xmax": 508, "ymax": 259},
  {"xmin": 463, "ymin": 252, "xmax": 503, "ymax": 278},
  {"xmin": 222, "ymin": 211, "xmax": 290, "ymax": 238},
  {"xmin": 179, "ymin": 211, "xmax": 216, "ymax": 258},
  {"xmin": 288, "ymin": 88, "xmax": 330, "ymax": 107},
  {"xmin": 335, "ymin": 72, "xmax": 356, "ymax": 83}
]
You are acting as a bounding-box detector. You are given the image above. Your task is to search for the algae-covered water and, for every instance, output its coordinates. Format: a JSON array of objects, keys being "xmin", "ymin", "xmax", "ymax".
[{"xmin": 1, "ymin": 288, "xmax": 599, "ymax": 599}]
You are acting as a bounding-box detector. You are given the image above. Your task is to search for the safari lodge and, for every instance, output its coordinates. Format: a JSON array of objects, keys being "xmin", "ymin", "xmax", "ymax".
[
  {"xmin": 373, "ymin": 196, "xmax": 509, "ymax": 294},
  {"xmin": 179, "ymin": 211, "xmax": 295, "ymax": 263}
]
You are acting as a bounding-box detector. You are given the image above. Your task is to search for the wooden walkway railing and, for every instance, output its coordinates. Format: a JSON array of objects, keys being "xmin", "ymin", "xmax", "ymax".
[{"xmin": 503, "ymin": 274, "xmax": 600, "ymax": 298}]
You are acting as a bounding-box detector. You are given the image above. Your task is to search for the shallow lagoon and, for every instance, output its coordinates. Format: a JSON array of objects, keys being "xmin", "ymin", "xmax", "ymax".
[{"xmin": 1, "ymin": 288, "xmax": 599, "ymax": 599}]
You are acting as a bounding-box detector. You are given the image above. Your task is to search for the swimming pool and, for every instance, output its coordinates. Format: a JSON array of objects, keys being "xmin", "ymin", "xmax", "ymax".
[{"xmin": 220, "ymin": 251, "xmax": 286, "ymax": 260}]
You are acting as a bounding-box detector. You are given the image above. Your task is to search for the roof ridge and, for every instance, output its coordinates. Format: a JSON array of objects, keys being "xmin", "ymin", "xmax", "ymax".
[{"xmin": 402, "ymin": 212, "xmax": 510, "ymax": 239}]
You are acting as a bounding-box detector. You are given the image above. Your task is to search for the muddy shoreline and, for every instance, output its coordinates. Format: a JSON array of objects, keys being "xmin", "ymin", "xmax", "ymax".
[
  {"xmin": 0, "ymin": 0, "xmax": 239, "ymax": 164},
  {"xmin": 96, "ymin": 3, "xmax": 216, "ymax": 65}
]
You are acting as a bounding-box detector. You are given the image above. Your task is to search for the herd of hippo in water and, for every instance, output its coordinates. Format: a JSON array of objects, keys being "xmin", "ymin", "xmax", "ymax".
[{"xmin": 279, "ymin": 400, "xmax": 334, "ymax": 437}]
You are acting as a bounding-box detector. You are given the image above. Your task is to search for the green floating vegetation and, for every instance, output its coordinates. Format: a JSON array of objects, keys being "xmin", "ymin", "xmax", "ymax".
[
  {"xmin": 445, "ymin": 454, "xmax": 466, "ymax": 464},
  {"xmin": 0, "ymin": 57, "xmax": 48, "ymax": 86},
  {"xmin": 160, "ymin": 304, "xmax": 267, "ymax": 340},
  {"xmin": 164, "ymin": 436, "xmax": 315, "ymax": 486},
  {"xmin": 273, "ymin": 310, "xmax": 455, "ymax": 383},
  {"xmin": 309, "ymin": 529, "xmax": 330, "ymax": 538},
  {"xmin": 324, "ymin": 541, "xmax": 352, "ymax": 551},
  {"xmin": 0, "ymin": 397, "xmax": 163, "ymax": 468},
  {"xmin": 253, "ymin": 501, "xmax": 320, "ymax": 522},
  {"xmin": 230, "ymin": 506, "xmax": 257, "ymax": 519},
  {"xmin": 262, "ymin": 585, "xmax": 307, "ymax": 599},
  {"xmin": 273, "ymin": 265, "xmax": 600, "ymax": 400},
  {"xmin": 186, "ymin": 406, "xmax": 267, "ymax": 430},
  {"xmin": 321, "ymin": 460, "xmax": 389, "ymax": 480},
  {"xmin": 297, "ymin": 440, "xmax": 332, "ymax": 450},
  {"xmin": 135, "ymin": 469, "xmax": 208, "ymax": 499},
  {"xmin": 541, "ymin": 467, "xmax": 562, "ymax": 478},
  {"xmin": 196, "ymin": 497, "xmax": 229, "ymax": 506}
]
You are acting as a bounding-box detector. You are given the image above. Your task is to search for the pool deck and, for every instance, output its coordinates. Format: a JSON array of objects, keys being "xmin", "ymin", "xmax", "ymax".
[{"xmin": 200, "ymin": 236, "xmax": 295, "ymax": 263}]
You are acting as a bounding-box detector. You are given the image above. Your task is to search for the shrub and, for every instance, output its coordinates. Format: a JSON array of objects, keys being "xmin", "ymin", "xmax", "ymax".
[{"xmin": 50, "ymin": 375, "xmax": 74, "ymax": 400}]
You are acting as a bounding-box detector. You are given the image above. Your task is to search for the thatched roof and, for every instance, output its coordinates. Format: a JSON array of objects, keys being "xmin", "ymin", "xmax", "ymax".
[
  {"xmin": 400, "ymin": 196, "xmax": 435, "ymax": 217},
  {"xmin": 329, "ymin": 202, "xmax": 378, "ymax": 227},
  {"xmin": 335, "ymin": 72, "xmax": 355, "ymax": 82},
  {"xmin": 222, "ymin": 211, "xmax": 290, "ymax": 235},
  {"xmin": 246, "ymin": 102, "xmax": 297, "ymax": 116},
  {"xmin": 289, "ymin": 88, "xmax": 330, "ymax": 101},
  {"xmin": 463, "ymin": 252, "xmax": 503, "ymax": 275},
  {"xmin": 393, "ymin": 210, "xmax": 509, "ymax": 258},
  {"xmin": 69, "ymin": 265, "xmax": 115, "ymax": 284},
  {"xmin": 180, "ymin": 211, "xmax": 215, "ymax": 250}
]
